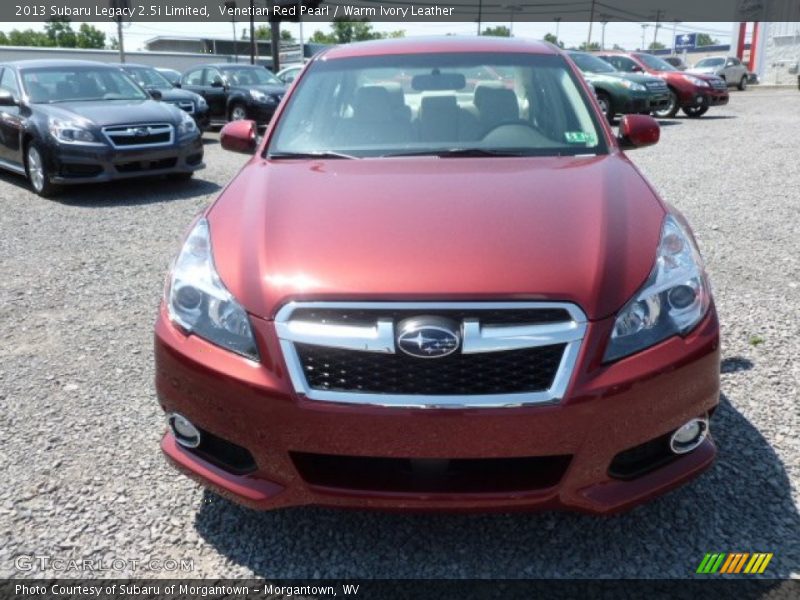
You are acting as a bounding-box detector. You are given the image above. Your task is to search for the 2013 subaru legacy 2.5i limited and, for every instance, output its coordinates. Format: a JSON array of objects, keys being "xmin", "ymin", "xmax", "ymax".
[{"xmin": 155, "ymin": 37, "xmax": 720, "ymax": 514}]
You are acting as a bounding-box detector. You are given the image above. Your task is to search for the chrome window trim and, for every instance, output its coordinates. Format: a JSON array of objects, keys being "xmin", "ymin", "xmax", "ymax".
[
  {"xmin": 274, "ymin": 301, "xmax": 587, "ymax": 409},
  {"xmin": 101, "ymin": 122, "xmax": 174, "ymax": 150}
]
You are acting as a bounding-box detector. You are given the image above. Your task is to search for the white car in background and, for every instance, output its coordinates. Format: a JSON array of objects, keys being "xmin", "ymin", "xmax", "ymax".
[{"xmin": 688, "ymin": 56, "xmax": 749, "ymax": 90}]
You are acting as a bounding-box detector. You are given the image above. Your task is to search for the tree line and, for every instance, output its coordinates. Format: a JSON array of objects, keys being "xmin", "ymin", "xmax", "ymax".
[{"xmin": 0, "ymin": 18, "xmax": 106, "ymax": 49}]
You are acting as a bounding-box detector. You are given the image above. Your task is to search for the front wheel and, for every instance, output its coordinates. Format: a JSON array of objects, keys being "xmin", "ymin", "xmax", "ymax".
[
  {"xmin": 595, "ymin": 91, "xmax": 613, "ymax": 123},
  {"xmin": 653, "ymin": 90, "xmax": 679, "ymax": 118},
  {"xmin": 682, "ymin": 104, "xmax": 709, "ymax": 118},
  {"xmin": 26, "ymin": 142, "xmax": 59, "ymax": 198},
  {"xmin": 228, "ymin": 103, "xmax": 247, "ymax": 122},
  {"xmin": 738, "ymin": 76, "xmax": 748, "ymax": 91}
]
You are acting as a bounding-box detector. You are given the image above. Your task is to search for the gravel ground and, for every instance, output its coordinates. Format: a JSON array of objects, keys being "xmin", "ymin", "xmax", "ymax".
[{"xmin": 0, "ymin": 90, "xmax": 798, "ymax": 580}]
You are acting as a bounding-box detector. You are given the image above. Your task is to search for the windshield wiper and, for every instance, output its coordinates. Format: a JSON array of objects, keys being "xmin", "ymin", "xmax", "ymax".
[
  {"xmin": 267, "ymin": 151, "xmax": 357, "ymax": 160},
  {"xmin": 382, "ymin": 148, "xmax": 528, "ymax": 158}
]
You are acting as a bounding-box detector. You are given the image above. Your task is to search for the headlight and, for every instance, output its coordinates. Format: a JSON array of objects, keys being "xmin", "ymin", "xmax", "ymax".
[
  {"xmin": 49, "ymin": 119, "xmax": 100, "ymax": 144},
  {"xmin": 681, "ymin": 74, "xmax": 710, "ymax": 87},
  {"xmin": 166, "ymin": 218, "xmax": 259, "ymax": 361},
  {"xmin": 620, "ymin": 80, "xmax": 647, "ymax": 92},
  {"xmin": 604, "ymin": 215, "xmax": 711, "ymax": 362},
  {"xmin": 250, "ymin": 90, "xmax": 279, "ymax": 104},
  {"xmin": 177, "ymin": 110, "xmax": 197, "ymax": 136}
]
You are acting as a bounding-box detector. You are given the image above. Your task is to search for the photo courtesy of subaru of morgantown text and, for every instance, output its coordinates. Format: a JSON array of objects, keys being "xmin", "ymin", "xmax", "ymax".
[{"xmin": 157, "ymin": 37, "xmax": 719, "ymax": 514}]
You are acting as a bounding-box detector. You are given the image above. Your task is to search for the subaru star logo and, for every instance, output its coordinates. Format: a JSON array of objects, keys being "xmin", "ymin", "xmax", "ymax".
[{"xmin": 396, "ymin": 317, "xmax": 460, "ymax": 359}]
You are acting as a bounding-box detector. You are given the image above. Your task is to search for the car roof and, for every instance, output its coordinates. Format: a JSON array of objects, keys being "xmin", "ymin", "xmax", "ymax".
[
  {"xmin": 4, "ymin": 59, "xmax": 114, "ymax": 69},
  {"xmin": 321, "ymin": 36, "xmax": 559, "ymax": 60}
]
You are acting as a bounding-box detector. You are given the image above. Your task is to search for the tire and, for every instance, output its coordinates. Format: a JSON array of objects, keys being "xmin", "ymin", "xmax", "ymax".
[
  {"xmin": 738, "ymin": 76, "xmax": 747, "ymax": 91},
  {"xmin": 595, "ymin": 91, "xmax": 613, "ymax": 123},
  {"xmin": 653, "ymin": 90, "xmax": 679, "ymax": 118},
  {"xmin": 25, "ymin": 142, "xmax": 59, "ymax": 198},
  {"xmin": 682, "ymin": 104, "xmax": 709, "ymax": 118},
  {"xmin": 228, "ymin": 103, "xmax": 247, "ymax": 122}
]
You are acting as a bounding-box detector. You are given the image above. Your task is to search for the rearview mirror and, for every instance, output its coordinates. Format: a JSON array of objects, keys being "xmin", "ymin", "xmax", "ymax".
[
  {"xmin": 412, "ymin": 72, "xmax": 466, "ymax": 91},
  {"xmin": 618, "ymin": 114, "xmax": 659, "ymax": 150},
  {"xmin": 0, "ymin": 90, "xmax": 17, "ymax": 106},
  {"xmin": 220, "ymin": 119, "xmax": 257, "ymax": 154}
]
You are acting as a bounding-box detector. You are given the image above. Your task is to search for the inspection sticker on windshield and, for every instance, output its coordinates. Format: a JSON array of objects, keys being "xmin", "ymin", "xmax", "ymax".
[{"xmin": 565, "ymin": 131, "xmax": 597, "ymax": 145}]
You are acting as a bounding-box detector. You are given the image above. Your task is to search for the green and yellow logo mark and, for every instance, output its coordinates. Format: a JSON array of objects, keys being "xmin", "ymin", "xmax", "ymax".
[{"xmin": 696, "ymin": 553, "xmax": 773, "ymax": 574}]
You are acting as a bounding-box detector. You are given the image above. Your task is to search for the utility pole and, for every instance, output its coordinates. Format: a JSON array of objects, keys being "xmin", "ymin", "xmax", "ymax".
[
  {"xmin": 477, "ymin": 0, "xmax": 483, "ymax": 35},
  {"xmin": 249, "ymin": 0, "xmax": 255, "ymax": 64},
  {"xmin": 223, "ymin": 1, "xmax": 238, "ymax": 62},
  {"xmin": 600, "ymin": 18, "xmax": 609, "ymax": 50},
  {"xmin": 587, "ymin": 0, "xmax": 596, "ymax": 48},
  {"xmin": 297, "ymin": 0, "xmax": 304, "ymax": 62},
  {"xmin": 671, "ymin": 20, "xmax": 680, "ymax": 54},
  {"xmin": 554, "ymin": 16, "xmax": 561, "ymax": 41},
  {"xmin": 270, "ymin": 1, "xmax": 280, "ymax": 72},
  {"xmin": 504, "ymin": 5, "xmax": 522, "ymax": 37},
  {"xmin": 653, "ymin": 10, "xmax": 663, "ymax": 48},
  {"xmin": 111, "ymin": 0, "xmax": 128, "ymax": 63},
  {"xmin": 640, "ymin": 23, "xmax": 649, "ymax": 51}
]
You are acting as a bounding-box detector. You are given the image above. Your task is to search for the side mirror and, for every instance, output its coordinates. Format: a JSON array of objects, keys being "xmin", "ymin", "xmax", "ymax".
[
  {"xmin": 618, "ymin": 114, "xmax": 660, "ymax": 150},
  {"xmin": 148, "ymin": 89, "xmax": 163, "ymax": 100},
  {"xmin": 211, "ymin": 77, "xmax": 225, "ymax": 88},
  {"xmin": 220, "ymin": 119, "xmax": 257, "ymax": 154},
  {"xmin": 172, "ymin": 81, "xmax": 182, "ymax": 88},
  {"xmin": 0, "ymin": 90, "xmax": 18, "ymax": 106},
  {"xmin": 631, "ymin": 65, "xmax": 644, "ymax": 73}
]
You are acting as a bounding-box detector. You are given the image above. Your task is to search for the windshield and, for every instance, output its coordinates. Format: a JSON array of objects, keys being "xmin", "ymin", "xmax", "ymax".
[
  {"xmin": 635, "ymin": 53, "xmax": 676, "ymax": 72},
  {"xmin": 695, "ymin": 58, "xmax": 725, "ymax": 68},
  {"xmin": 569, "ymin": 52, "xmax": 617, "ymax": 74},
  {"xmin": 21, "ymin": 67, "xmax": 148, "ymax": 103},
  {"xmin": 220, "ymin": 67, "xmax": 281, "ymax": 86},
  {"xmin": 124, "ymin": 66, "xmax": 173, "ymax": 88},
  {"xmin": 268, "ymin": 52, "xmax": 606, "ymax": 158}
]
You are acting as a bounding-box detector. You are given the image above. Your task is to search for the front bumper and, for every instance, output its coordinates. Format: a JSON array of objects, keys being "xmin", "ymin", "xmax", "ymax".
[
  {"xmin": 247, "ymin": 102, "xmax": 279, "ymax": 125},
  {"xmin": 647, "ymin": 92, "xmax": 671, "ymax": 111},
  {"xmin": 47, "ymin": 134, "xmax": 204, "ymax": 185},
  {"xmin": 678, "ymin": 87, "xmax": 729, "ymax": 109},
  {"xmin": 154, "ymin": 304, "xmax": 720, "ymax": 514}
]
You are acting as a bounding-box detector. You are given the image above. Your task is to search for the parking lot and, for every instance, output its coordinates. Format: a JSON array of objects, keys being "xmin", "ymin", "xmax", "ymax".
[{"xmin": 0, "ymin": 90, "xmax": 798, "ymax": 579}]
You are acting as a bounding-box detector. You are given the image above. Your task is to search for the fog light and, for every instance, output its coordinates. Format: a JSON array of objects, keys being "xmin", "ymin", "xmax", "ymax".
[
  {"xmin": 670, "ymin": 418, "xmax": 708, "ymax": 454},
  {"xmin": 168, "ymin": 413, "xmax": 201, "ymax": 448}
]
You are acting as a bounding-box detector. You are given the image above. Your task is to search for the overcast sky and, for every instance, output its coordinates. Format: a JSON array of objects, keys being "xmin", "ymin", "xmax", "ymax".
[{"xmin": 1, "ymin": 20, "xmax": 738, "ymax": 52}]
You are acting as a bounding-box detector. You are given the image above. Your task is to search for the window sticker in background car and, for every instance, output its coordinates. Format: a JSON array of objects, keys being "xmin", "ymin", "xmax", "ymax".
[{"xmin": 565, "ymin": 131, "xmax": 598, "ymax": 145}]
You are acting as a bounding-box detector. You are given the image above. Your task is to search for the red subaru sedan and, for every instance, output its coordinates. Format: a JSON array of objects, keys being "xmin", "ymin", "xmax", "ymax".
[{"xmin": 155, "ymin": 37, "xmax": 719, "ymax": 514}]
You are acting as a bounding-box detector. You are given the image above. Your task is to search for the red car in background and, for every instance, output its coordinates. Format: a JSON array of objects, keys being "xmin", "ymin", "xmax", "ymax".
[
  {"xmin": 155, "ymin": 37, "xmax": 719, "ymax": 514},
  {"xmin": 597, "ymin": 51, "xmax": 729, "ymax": 118}
]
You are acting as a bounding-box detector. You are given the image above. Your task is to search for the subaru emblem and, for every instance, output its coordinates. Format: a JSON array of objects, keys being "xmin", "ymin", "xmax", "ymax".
[{"xmin": 396, "ymin": 317, "xmax": 461, "ymax": 359}]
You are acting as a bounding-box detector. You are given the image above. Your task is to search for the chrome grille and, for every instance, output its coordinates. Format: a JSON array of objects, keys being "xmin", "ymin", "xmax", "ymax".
[
  {"xmin": 710, "ymin": 78, "xmax": 728, "ymax": 90},
  {"xmin": 645, "ymin": 80, "xmax": 668, "ymax": 91},
  {"xmin": 102, "ymin": 123, "xmax": 174, "ymax": 149},
  {"xmin": 275, "ymin": 302, "xmax": 587, "ymax": 408}
]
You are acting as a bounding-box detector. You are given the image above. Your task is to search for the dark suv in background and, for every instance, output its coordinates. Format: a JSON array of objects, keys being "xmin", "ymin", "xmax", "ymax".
[
  {"xmin": 116, "ymin": 63, "xmax": 210, "ymax": 130},
  {"xmin": 180, "ymin": 64, "xmax": 286, "ymax": 125}
]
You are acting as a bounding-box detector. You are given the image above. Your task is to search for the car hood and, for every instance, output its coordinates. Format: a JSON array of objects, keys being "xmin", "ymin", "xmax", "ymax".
[
  {"xmin": 153, "ymin": 87, "xmax": 201, "ymax": 103},
  {"xmin": 585, "ymin": 72, "xmax": 662, "ymax": 87},
  {"xmin": 686, "ymin": 67, "xmax": 719, "ymax": 75},
  {"xmin": 36, "ymin": 99, "xmax": 182, "ymax": 127},
  {"xmin": 208, "ymin": 155, "xmax": 666, "ymax": 321},
  {"xmin": 239, "ymin": 84, "xmax": 286, "ymax": 95}
]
